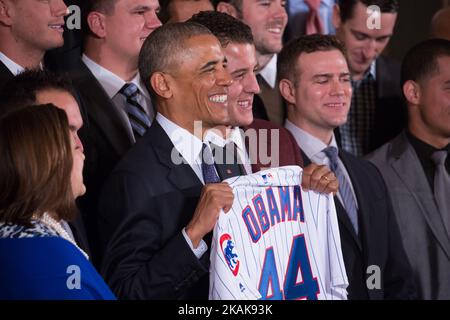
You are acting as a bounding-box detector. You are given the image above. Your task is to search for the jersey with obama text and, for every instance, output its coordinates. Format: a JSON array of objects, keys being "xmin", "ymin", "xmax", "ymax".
[{"xmin": 209, "ymin": 166, "xmax": 348, "ymax": 300}]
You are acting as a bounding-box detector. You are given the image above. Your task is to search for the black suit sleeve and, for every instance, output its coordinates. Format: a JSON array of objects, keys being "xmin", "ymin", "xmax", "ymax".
[{"xmin": 99, "ymin": 170, "xmax": 208, "ymax": 300}]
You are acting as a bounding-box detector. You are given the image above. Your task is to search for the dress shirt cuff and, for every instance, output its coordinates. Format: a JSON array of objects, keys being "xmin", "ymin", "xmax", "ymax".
[{"xmin": 182, "ymin": 228, "xmax": 208, "ymax": 259}]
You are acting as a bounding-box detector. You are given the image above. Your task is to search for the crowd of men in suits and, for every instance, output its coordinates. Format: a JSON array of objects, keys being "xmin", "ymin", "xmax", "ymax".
[{"xmin": 1, "ymin": 0, "xmax": 450, "ymax": 300}]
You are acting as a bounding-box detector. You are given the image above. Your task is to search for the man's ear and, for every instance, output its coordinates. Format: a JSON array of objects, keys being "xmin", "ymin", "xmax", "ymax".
[
  {"xmin": 279, "ymin": 78, "xmax": 296, "ymax": 106},
  {"xmin": 216, "ymin": 2, "xmax": 239, "ymax": 18},
  {"xmin": 0, "ymin": 0, "xmax": 13, "ymax": 26},
  {"xmin": 403, "ymin": 80, "xmax": 421, "ymax": 106},
  {"xmin": 87, "ymin": 11, "xmax": 107, "ymax": 38},
  {"xmin": 151, "ymin": 72, "xmax": 173, "ymax": 99},
  {"xmin": 332, "ymin": 4, "xmax": 342, "ymax": 30}
]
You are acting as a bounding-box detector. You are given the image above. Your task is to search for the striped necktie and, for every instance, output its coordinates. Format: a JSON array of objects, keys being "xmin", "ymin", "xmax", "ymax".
[
  {"xmin": 323, "ymin": 146, "xmax": 359, "ymax": 235},
  {"xmin": 119, "ymin": 83, "xmax": 151, "ymax": 139}
]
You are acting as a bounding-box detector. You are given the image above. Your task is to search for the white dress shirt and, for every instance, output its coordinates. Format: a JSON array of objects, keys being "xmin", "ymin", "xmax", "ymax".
[
  {"xmin": 204, "ymin": 126, "xmax": 252, "ymax": 175},
  {"xmin": 258, "ymin": 54, "xmax": 278, "ymax": 89},
  {"xmin": 82, "ymin": 54, "xmax": 154, "ymax": 142},
  {"xmin": 285, "ymin": 120, "xmax": 359, "ymax": 209},
  {"xmin": 0, "ymin": 51, "xmax": 25, "ymax": 76}
]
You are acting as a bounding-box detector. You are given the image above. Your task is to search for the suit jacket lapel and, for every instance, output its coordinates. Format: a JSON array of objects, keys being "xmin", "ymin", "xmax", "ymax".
[
  {"xmin": 389, "ymin": 132, "xmax": 450, "ymax": 258},
  {"xmin": 149, "ymin": 122, "xmax": 203, "ymax": 192},
  {"xmin": 335, "ymin": 151, "xmax": 364, "ymax": 250},
  {"xmin": 74, "ymin": 60, "xmax": 133, "ymax": 156}
]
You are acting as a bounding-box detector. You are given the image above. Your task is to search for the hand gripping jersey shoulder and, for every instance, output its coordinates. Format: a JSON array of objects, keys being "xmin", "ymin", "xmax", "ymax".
[{"xmin": 209, "ymin": 166, "xmax": 348, "ymax": 300}]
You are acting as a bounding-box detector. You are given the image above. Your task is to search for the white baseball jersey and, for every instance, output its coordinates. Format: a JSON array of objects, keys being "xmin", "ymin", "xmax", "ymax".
[{"xmin": 209, "ymin": 166, "xmax": 348, "ymax": 300}]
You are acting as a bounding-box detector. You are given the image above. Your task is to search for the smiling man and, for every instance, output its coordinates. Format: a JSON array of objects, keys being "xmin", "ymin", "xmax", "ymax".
[
  {"xmin": 70, "ymin": 0, "xmax": 162, "ymax": 267},
  {"xmin": 279, "ymin": 34, "xmax": 416, "ymax": 299},
  {"xmin": 215, "ymin": 0, "xmax": 288, "ymax": 126},
  {"xmin": 99, "ymin": 22, "xmax": 236, "ymax": 299},
  {"xmin": 189, "ymin": 10, "xmax": 339, "ymax": 192},
  {"xmin": 0, "ymin": 0, "xmax": 68, "ymax": 88},
  {"xmin": 333, "ymin": 0, "xmax": 405, "ymax": 156}
]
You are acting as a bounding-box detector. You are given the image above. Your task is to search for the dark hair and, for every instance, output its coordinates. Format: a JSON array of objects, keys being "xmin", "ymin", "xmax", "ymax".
[
  {"xmin": 0, "ymin": 104, "xmax": 77, "ymax": 226},
  {"xmin": 401, "ymin": 38, "xmax": 450, "ymax": 87},
  {"xmin": 0, "ymin": 69, "xmax": 77, "ymax": 117},
  {"xmin": 138, "ymin": 21, "xmax": 212, "ymax": 96},
  {"xmin": 81, "ymin": 0, "xmax": 117, "ymax": 39},
  {"xmin": 278, "ymin": 34, "xmax": 347, "ymax": 83},
  {"xmin": 188, "ymin": 10, "xmax": 253, "ymax": 47},
  {"xmin": 158, "ymin": 0, "xmax": 214, "ymax": 23},
  {"xmin": 338, "ymin": 0, "xmax": 399, "ymax": 23},
  {"xmin": 157, "ymin": 0, "xmax": 173, "ymax": 23}
]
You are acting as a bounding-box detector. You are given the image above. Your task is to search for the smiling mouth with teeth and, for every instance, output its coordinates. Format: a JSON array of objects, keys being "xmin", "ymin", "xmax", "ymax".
[
  {"xmin": 325, "ymin": 103, "xmax": 346, "ymax": 108},
  {"xmin": 209, "ymin": 94, "xmax": 228, "ymax": 104},
  {"xmin": 237, "ymin": 100, "xmax": 251, "ymax": 109},
  {"xmin": 267, "ymin": 27, "xmax": 283, "ymax": 34},
  {"xmin": 49, "ymin": 24, "xmax": 64, "ymax": 31}
]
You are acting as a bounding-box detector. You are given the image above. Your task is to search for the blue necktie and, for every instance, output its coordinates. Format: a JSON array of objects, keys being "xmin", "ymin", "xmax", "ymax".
[
  {"xmin": 201, "ymin": 143, "xmax": 220, "ymax": 184},
  {"xmin": 323, "ymin": 146, "xmax": 359, "ymax": 235},
  {"xmin": 119, "ymin": 83, "xmax": 151, "ymax": 139}
]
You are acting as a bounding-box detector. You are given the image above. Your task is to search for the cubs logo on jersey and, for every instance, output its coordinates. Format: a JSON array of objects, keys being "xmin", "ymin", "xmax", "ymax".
[
  {"xmin": 220, "ymin": 234, "xmax": 240, "ymax": 276},
  {"xmin": 209, "ymin": 166, "xmax": 349, "ymax": 300}
]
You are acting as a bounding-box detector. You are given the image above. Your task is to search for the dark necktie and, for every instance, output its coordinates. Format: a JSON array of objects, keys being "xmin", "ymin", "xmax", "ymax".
[
  {"xmin": 201, "ymin": 143, "xmax": 221, "ymax": 184},
  {"xmin": 323, "ymin": 146, "xmax": 359, "ymax": 234},
  {"xmin": 211, "ymin": 142, "xmax": 246, "ymax": 180},
  {"xmin": 432, "ymin": 150, "xmax": 450, "ymax": 236},
  {"xmin": 119, "ymin": 83, "xmax": 151, "ymax": 139}
]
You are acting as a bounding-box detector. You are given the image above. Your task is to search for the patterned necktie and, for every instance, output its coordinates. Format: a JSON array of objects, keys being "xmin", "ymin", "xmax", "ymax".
[
  {"xmin": 201, "ymin": 143, "xmax": 220, "ymax": 184},
  {"xmin": 119, "ymin": 83, "xmax": 151, "ymax": 139},
  {"xmin": 431, "ymin": 150, "xmax": 450, "ymax": 236},
  {"xmin": 323, "ymin": 146, "xmax": 359, "ymax": 235},
  {"xmin": 304, "ymin": 0, "xmax": 324, "ymax": 35}
]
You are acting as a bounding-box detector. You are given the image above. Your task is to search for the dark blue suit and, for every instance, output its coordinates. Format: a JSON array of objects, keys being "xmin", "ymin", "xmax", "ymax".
[{"xmin": 99, "ymin": 121, "xmax": 209, "ymax": 299}]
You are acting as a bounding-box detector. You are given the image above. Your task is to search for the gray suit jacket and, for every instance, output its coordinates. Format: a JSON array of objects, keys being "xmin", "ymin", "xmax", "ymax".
[{"xmin": 367, "ymin": 131, "xmax": 450, "ymax": 299}]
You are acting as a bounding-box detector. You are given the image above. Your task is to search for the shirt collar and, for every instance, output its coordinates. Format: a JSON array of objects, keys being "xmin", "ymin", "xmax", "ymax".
[
  {"xmin": 82, "ymin": 54, "xmax": 149, "ymax": 100},
  {"xmin": 229, "ymin": 127, "xmax": 246, "ymax": 153},
  {"xmin": 406, "ymin": 130, "xmax": 448, "ymax": 159},
  {"xmin": 285, "ymin": 119, "xmax": 338, "ymax": 161},
  {"xmin": 369, "ymin": 60, "xmax": 376, "ymax": 79},
  {"xmin": 202, "ymin": 126, "xmax": 245, "ymax": 151},
  {"xmin": 258, "ymin": 54, "xmax": 278, "ymax": 88},
  {"xmin": 0, "ymin": 51, "xmax": 25, "ymax": 76},
  {"xmin": 156, "ymin": 112, "xmax": 204, "ymax": 166}
]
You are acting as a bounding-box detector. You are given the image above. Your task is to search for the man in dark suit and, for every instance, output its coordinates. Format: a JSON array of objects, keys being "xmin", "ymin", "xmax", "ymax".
[
  {"xmin": 332, "ymin": 0, "xmax": 406, "ymax": 156},
  {"xmin": 0, "ymin": 0, "xmax": 68, "ymax": 89},
  {"xmin": 70, "ymin": 0, "xmax": 162, "ymax": 266},
  {"xmin": 189, "ymin": 10, "xmax": 338, "ymax": 191},
  {"xmin": 368, "ymin": 39, "xmax": 450, "ymax": 299},
  {"xmin": 99, "ymin": 22, "xmax": 235, "ymax": 299},
  {"xmin": 100, "ymin": 21, "xmax": 338, "ymax": 300},
  {"xmin": 278, "ymin": 34, "xmax": 416, "ymax": 299},
  {"xmin": 0, "ymin": 69, "xmax": 90, "ymax": 257}
]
